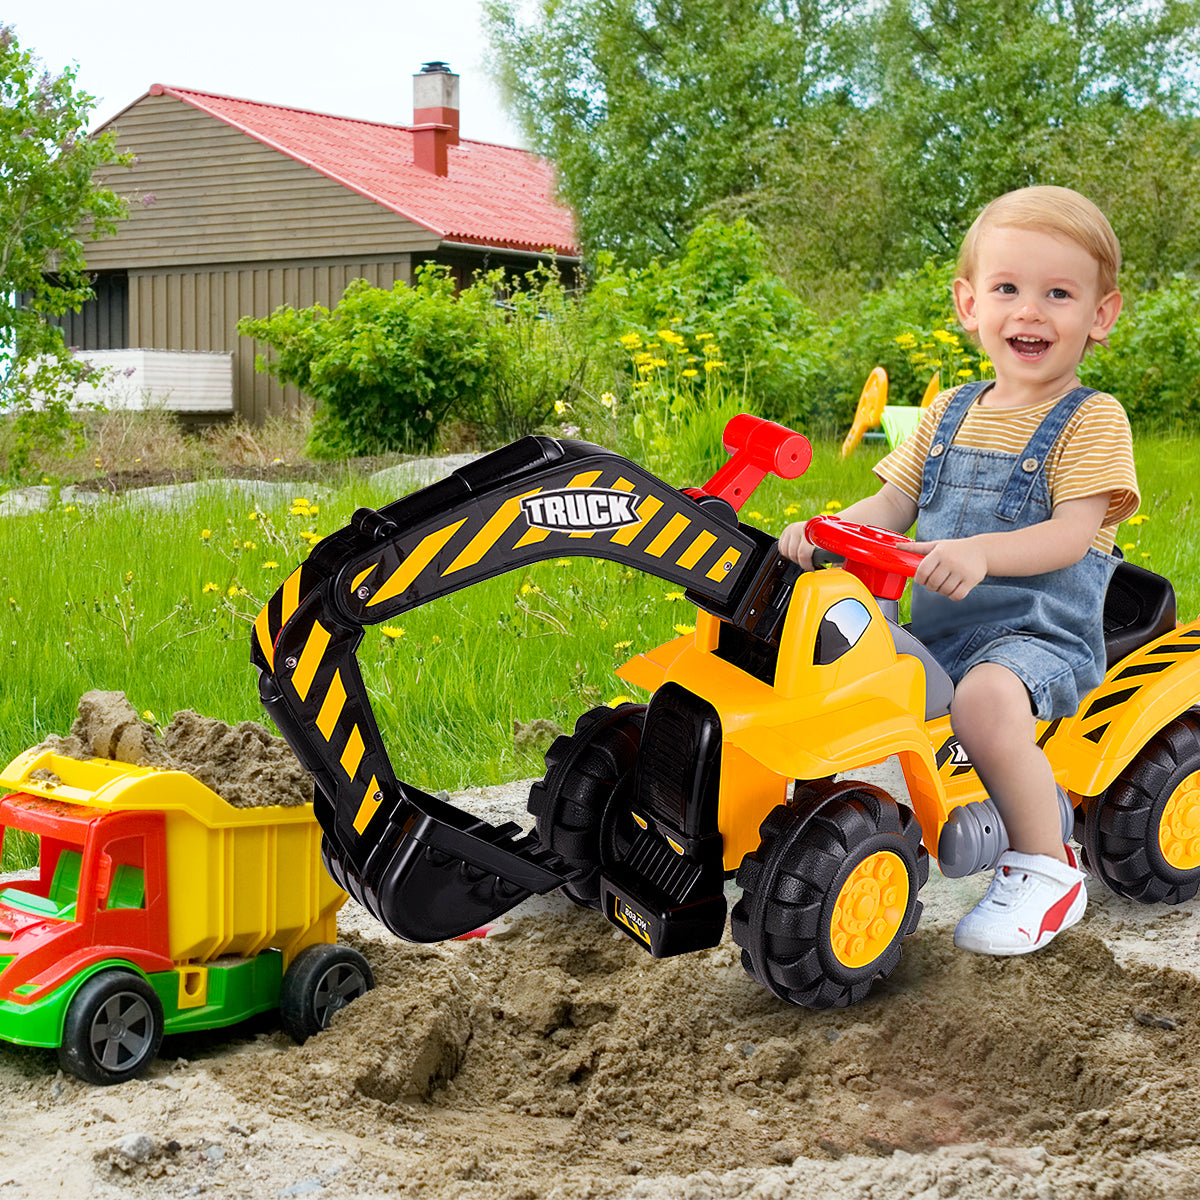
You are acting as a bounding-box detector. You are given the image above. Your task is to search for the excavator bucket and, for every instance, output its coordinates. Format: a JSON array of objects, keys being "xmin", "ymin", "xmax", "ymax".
[{"xmin": 252, "ymin": 420, "xmax": 810, "ymax": 941}]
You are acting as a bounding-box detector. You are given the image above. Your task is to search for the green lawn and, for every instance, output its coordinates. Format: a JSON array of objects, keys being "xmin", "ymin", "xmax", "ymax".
[{"xmin": 0, "ymin": 431, "xmax": 1194, "ymax": 794}]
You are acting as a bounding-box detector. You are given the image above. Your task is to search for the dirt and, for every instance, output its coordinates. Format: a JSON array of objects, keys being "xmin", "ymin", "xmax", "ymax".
[
  {"xmin": 3, "ymin": 777, "xmax": 1200, "ymax": 1199},
  {"xmin": 6, "ymin": 711, "xmax": 1200, "ymax": 1198},
  {"xmin": 35, "ymin": 690, "xmax": 313, "ymax": 808},
  {"xmin": 70, "ymin": 454, "xmax": 416, "ymax": 495}
]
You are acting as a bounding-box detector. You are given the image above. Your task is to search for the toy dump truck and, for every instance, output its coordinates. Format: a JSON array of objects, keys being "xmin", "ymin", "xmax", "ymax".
[
  {"xmin": 253, "ymin": 415, "xmax": 1200, "ymax": 1011},
  {"xmin": 0, "ymin": 751, "xmax": 373, "ymax": 1084}
]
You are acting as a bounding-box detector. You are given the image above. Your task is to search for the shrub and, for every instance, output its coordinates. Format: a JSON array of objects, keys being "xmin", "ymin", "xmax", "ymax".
[
  {"xmin": 1083, "ymin": 276, "xmax": 1200, "ymax": 429},
  {"xmin": 239, "ymin": 267, "xmax": 504, "ymax": 456}
]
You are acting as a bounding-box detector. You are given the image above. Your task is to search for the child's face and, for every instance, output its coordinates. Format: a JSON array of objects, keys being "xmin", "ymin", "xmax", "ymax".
[{"xmin": 952, "ymin": 225, "xmax": 1122, "ymax": 402}]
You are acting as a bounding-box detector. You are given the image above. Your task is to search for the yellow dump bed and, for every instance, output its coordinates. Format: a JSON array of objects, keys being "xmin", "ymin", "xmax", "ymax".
[{"xmin": 0, "ymin": 750, "xmax": 346, "ymax": 966}]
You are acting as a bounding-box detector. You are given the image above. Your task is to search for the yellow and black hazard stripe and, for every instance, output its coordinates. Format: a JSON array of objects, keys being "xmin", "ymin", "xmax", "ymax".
[
  {"xmin": 1075, "ymin": 624, "xmax": 1200, "ymax": 745},
  {"xmin": 343, "ymin": 465, "xmax": 755, "ymax": 622}
]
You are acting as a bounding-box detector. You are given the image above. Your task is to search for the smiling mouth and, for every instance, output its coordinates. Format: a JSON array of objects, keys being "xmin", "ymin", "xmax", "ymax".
[{"xmin": 1008, "ymin": 335, "xmax": 1051, "ymax": 359}]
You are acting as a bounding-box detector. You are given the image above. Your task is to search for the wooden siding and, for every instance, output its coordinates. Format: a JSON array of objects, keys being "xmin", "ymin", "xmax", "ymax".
[
  {"xmin": 128, "ymin": 257, "xmax": 413, "ymax": 422},
  {"xmin": 84, "ymin": 93, "xmax": 441, "ymax": 270}
]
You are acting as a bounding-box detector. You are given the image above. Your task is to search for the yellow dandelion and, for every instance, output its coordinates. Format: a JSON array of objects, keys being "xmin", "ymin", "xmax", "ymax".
[
  {"xmin": 664, "ymin": 590, "xmax": 685, "ymax": 602},
  {"xmin": 243, "ymin": 540, "xmax": 257, "ymax": 550},
  {"xmin": 956, "ymin": 368, "xmax": 974, "ymax": 378},
  {"xmin": 894, "ymin": 333, "xmax": 917, "ymax": 348},
  {"xmin": 381, "ymin": 626, "xmax": 405, "ymax": 639},
  {"xmin": 248, "ymin": 511, "xmax": 259, "ymax": 521},
  {"xmin": 704, "ymin": 360, "xmax": 725, "ymax": 372},
  {"xmin": 200, "ymin": 529, "xmax": 212, "ymax": 541},
  {"xmin": 431, "ymin": 635, "xmax": 442, "ymax": 645},
  {"xmin": 932, "ymin": 329, "xmax": 959, "ymax": 345},
  {"xmin": 824, "ymin": 500, "xmax": 843, "ymax": 512},
  {"xmin": 142, "ymin": 710, "xmax": 156, "ymax": 723},
  {"xmin": 619, "ymin": 332, "xmax": 643, "ymax": 348},
  {"xmin": 682, "ymin": 369, "xmax": 699, "ymax": 378},
  {"xmin": 784, "ymin": 505, "xmax": 799, "ymax": 516},
  {"xmin": 747, "ymin": 511, "xmax": 765, "ymax": 521},
  {"xmin": 673, "ymin": 623, "xmax": 696, "ymax": 636},
  {"xmin": 262, "ymin": 560, "xmax": 279, "ymax": 570},
  {"xmin": 695, "ymin": 332, "xmax": 714, "ymax": 341},
  {"xmin": 614, "ymin": 640, "xmax": 633, "ymax": 651},
  {"xmin": 554, "ymin": 400, "xmax": 567, "ymax": 415},
  {"xmin": 226, "ymin": 584, "xmax": 240, "ymax": 598},
  {"xmin": 1122, "ymin": 542, "xmax": 1135, "ymax": 552},
  {"xmin": 1127, "ymin": 514, "xmax": 1149, "ymax": 526},
  {"xmin": 202, "ymin": 582, "xmax": 219, "ymax": 594},
  {"xmin": 608, "ymin": 695, "xmax": 635, "ymax": 707}
]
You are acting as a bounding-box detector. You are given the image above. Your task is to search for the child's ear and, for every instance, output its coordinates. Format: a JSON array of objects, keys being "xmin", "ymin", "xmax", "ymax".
[
  {"xmin": 1090, "ymin": 289, "xmax": 1123, "ymax": 344},
  {"xmin": 953, "ymin": 277, "xmax": 980, "ymax": 331}
]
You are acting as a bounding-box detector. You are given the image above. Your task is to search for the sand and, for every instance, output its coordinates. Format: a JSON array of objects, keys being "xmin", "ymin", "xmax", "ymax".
[
  {"xmin": 35, "ymin": 690, "xmax": 313, "ymax": 807},
  {"xmin": 5, "ymin": 712, "xmax": 1200, "ymax": 1198}
]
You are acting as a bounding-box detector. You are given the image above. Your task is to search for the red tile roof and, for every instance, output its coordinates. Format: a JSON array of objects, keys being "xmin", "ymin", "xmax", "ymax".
[{"xmin": 143, "ymin": 84, "xmax": 579, "ymax": 258}]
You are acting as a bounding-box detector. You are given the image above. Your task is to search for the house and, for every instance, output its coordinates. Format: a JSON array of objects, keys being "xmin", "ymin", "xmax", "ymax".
[{"xmin": 64, "ymin": 64, "xmax": 579, "ymax": 422}]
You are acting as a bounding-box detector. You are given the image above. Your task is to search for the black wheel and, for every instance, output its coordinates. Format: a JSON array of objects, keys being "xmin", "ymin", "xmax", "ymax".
[
  {"xmin": 732, "ymin": 784, "xmax": 927, "ymax": 1009},
  {"xmin": 527, "ymin": 703, "xmax": 645, "ymax": 909},
  {"xmin": 58, "ymin": 970, "xmax": 164, "ymax": 1085},
  {"xmin": 1080, "ymin": 711, "xmax": 1200, "ymax": 904},
  {"xmin": 280, "ymin": 944, "xmax": 375, "ymax": 1044}
]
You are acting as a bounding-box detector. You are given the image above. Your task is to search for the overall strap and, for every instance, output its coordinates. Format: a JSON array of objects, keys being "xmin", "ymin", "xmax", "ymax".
[
  {"xmin": 993, "ymin": 386, "xmax": 1099, "ymax": 522},
  {"xmin": 917, "ymin": 380, "xmax": 993, "ymax": 507}
]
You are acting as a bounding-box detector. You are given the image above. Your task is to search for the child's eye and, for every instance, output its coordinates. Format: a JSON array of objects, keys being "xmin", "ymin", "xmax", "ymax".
[
  {"xmin": 995, "ymin": 283, "xmax": 1018, "ymax": 295},
  {"xmin": 1049, "ymin": 287, "xmax": 1072, "ymax": 300}
]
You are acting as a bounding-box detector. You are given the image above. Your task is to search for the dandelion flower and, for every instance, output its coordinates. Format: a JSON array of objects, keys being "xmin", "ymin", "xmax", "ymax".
[
  {"xmin": 226, "ymin": 584, "xmax": 241, "ymax": 598},
  {"xmin": 262, "ymin": 560, "xmax": 279, "ymax": 570},
  {"xmin": 704, "ymin": 360, "xmax": 725, "ymax": 372},
  {"xmin": 824, "ymin": 500, "xmax": 843, "ymax": 512},
  {"xmin": 200, "ymin": 529, "xmax": 212, "ymax": 541},
  {"xmin": 608, "ymin": 695, "xmax": 635, "ymax": 707},
  {"xmin": 664, "ymin": 590, "xmax": 685, "ymax": 601},
  {"xmin": 1122, "ymin": 542, "xmax": 1135, "ymax": 552},
  {"xmin": 381, "ymin": 626, "xmax": 405, "ymax": 639},
  {"xmin": 243, "ymin": 540, "xmax": 257, "ymax": 550},
  {"xmin": 614, "ymin": 640, "xmax": 633, "ymax": 651},
  {"xmin": 143, "ymin": 710, "xmax": 156, "ymax": 723},
  {"xmin": 1127, "ymin": 514, "xmax": 1149, "ymax": 526},
  {"xmin": 682, "ymin": 369, "xmax": 699, "ymax": 378},
  {"xmin": 202, "ymin": 582, "xmax": 219, "ymax": 594},
  {"xmin": 673, "ymin": 623, "xmax": 696, "ymax": 636},
  {"xmin": 784, "ymin": 505, "xmax": 799, "ymax": 516},
  {"xmin": 747, "ymin": 510, "xmax": 765, "ymax": 521},
  {"xmin": 431, "ymin": 635, "xmax": 442, "ymax": 645}
]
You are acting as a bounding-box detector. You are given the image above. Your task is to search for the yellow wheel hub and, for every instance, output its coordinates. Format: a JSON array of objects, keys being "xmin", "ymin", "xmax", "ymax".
[
  {"xmin": 829, "ymin": 850, "xmax": 910, "ymax": 969},
  {"xmin": 1159, "ymin": 771, "xmax": 1200, "ymax": 871}
]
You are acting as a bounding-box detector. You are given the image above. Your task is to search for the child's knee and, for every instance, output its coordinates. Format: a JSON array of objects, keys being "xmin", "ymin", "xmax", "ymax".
[{"xmin": 951, "ymin": 663, "xmax": 1035, "ymax": 740}]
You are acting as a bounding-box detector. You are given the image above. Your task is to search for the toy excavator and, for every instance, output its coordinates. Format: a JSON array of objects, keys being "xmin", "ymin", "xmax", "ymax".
[{"xmin": 253, "ymin": 416, "xmax": 1200, "ymax": 1009}]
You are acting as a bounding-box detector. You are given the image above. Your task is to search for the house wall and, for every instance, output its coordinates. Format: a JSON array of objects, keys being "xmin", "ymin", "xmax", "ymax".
[
  {"xmin": 76, "ymin": 92, "xmax": 440, "ymax": 420},
  {"xmin": 127, "ymin": 256, "xmax": 414, "ymax": 422},
  {"xmin": 86, "ymin": 93, "xmax": 442, "ymax": 269}
]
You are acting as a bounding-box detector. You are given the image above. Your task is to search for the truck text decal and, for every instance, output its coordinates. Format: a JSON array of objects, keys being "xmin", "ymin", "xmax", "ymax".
[{"xmin": 521, "ymin": 489, "xmax": 643, "ymax": 533}]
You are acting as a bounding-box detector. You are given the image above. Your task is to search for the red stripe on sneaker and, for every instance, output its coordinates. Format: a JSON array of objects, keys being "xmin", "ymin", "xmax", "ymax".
[{"xmin": 1037, "ymin": 882, "xmax": 1081, "ymax": 940}]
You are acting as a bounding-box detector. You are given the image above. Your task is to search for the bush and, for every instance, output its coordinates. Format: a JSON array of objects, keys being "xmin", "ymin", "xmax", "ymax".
[
  {"xmin": 1082, "ymin": 276, "xmax": 1200, "ymax": 429},
  {"xmin": 239, "ymin": 267, "xmax": 505, "ymax": 456}
]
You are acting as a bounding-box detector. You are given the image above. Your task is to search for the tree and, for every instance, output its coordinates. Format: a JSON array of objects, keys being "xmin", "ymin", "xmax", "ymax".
[
  {"xmin": 0, "ymin": 25, "xmax": 130, "ymax": 475},
  {"xmin": 865, "ymin": 0, "xmax": 1200, "ymax": 260},
  {"xmin": 484, "ymin": 0, "xmax": 867, "ymax": 264}
]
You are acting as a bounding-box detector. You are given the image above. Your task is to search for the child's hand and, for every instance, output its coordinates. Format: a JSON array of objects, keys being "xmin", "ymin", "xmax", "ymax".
[
  {"xmin": 778, "ymin": 521, "xmax": 816, "ymax": 570},
  {"xmin": 909, "ymin": 538, "xmax": 988, "ymax": 600}
]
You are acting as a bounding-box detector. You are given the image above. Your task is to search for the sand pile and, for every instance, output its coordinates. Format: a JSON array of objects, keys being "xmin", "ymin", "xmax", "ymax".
[
  {"xmin": 37, "ymin": 689, "xmax": 313, "ymax": 807},
  {"xmin": 199, "ymin": 902, "xmax": 1200, "ymax": 1198}
]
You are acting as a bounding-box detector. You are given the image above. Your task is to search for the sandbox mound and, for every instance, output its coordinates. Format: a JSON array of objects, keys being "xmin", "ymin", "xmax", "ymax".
[{"xmin": 37, "ymin": 690, "xmax": 312, "ymax": 808}]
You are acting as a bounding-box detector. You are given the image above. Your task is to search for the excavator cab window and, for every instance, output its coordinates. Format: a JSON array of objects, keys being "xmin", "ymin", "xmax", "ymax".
[{"xmin": 814, "ymin": 598, "xmax": 872, "ymax": 666}]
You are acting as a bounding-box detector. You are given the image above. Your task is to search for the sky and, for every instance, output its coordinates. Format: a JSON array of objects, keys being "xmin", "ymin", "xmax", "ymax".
[{"xmin": 5, "ymin": 0, "xmax": 526, "ymax": 146}]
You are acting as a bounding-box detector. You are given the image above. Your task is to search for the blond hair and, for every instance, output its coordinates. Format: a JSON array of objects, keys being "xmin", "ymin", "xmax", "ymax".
[{"xmin": 957, "ymin": 186, "xmax": 1121, "ymax": 296}]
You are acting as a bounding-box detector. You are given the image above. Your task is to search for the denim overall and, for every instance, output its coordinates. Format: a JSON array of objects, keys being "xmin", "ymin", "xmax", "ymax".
[{"xmin": 910, "ymin": 381, "xmax": 1119, "ymax": 721}]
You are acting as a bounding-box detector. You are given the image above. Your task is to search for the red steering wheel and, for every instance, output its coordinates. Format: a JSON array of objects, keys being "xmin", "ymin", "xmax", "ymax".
[{"xmin": 804, "ymin": 515, "xmax": 924, "ymax": 601}]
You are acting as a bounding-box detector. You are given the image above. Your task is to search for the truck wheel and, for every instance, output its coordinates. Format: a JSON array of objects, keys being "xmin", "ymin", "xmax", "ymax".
[
  {"xmin": 1080, "ymin": 711, "xmax": 1200, "ymax": 904},
  {"xmin": 280, "ymin": 944, "xmax": 375, "ymax": 1044},
  {"xmin": 58, "ymin": 971, "xmax": 164, "ymax": 1086},
  {"xmin": 527, "ymin": 703, "xmax": 645, "ymax": 909},
  {"xmin": 732, "ymin": 787, "xmax": 927, "ymax": 1009}
]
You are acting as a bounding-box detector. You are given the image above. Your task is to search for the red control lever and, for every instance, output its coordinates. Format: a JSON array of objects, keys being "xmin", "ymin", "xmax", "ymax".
[{"xmin": 698, "ymin": 415, "xmax": 812, "ymax": 512}]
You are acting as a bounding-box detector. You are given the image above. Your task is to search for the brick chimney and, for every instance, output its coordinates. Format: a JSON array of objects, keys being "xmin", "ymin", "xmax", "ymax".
[{"xmin": 412, "ymin": 62, "xmax": 459, "ymax": 176}]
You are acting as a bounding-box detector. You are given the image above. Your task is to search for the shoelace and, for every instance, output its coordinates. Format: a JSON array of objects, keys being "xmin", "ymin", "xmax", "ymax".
[{"xmin": 984, "ymin": 865, "xmax": 1031, "ymax": 909}]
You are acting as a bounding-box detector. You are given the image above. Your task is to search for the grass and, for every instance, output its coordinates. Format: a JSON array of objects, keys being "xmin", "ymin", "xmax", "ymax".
[{"xmin": 0, "ymin": 419, "xmax": 1195, "ymax": 806}]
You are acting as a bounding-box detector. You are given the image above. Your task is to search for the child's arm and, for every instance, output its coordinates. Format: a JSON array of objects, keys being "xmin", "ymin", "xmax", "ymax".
[
  {"xmin": 910, "ymin": 493, "xmax": 1111, "ymax": 601},
  {"xmin": 779, "ymin": 482, "xmax": 918, "ymax": 569}
]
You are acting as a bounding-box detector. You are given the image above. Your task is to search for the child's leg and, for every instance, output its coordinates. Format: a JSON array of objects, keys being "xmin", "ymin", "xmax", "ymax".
[{"xmin": 949, "ymin": 661, "xmax": 1066, "ymax": 863}]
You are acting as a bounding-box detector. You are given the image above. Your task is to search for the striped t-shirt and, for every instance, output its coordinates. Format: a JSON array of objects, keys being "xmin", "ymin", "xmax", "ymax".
[{"xmin": 876, "ymin": 386, "xmax": 1140, "ymax": 553}]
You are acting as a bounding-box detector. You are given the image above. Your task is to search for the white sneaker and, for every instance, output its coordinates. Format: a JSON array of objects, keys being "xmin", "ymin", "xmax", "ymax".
[{"xmin": 954, "ymin": 845, "xmax": 1086, "ymax": 956}]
